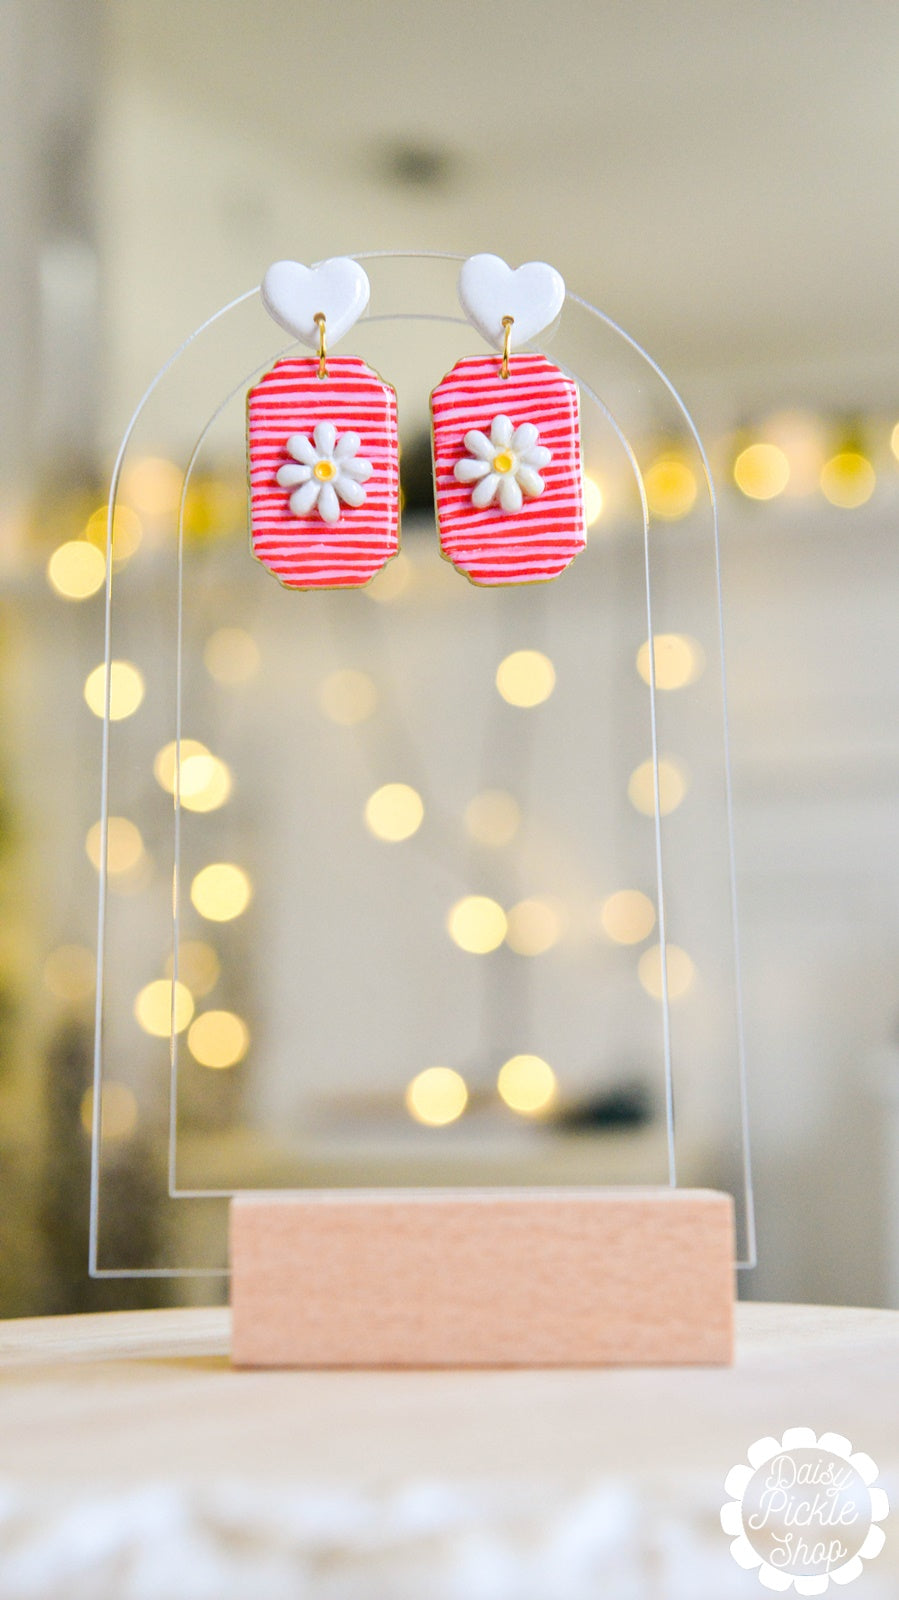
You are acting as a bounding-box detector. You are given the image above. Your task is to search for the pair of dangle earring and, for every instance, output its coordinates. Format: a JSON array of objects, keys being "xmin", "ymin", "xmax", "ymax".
[{"xmin": 247, "ymin": 254, "xmax": 586, "ymax": 591}]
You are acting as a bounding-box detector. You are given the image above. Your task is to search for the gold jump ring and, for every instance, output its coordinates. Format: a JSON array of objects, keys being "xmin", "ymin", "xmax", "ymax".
[
  {"xmin": 500, "ymin": 315, "xmax": 514, "ymax": 380},
  {"xmin": 314, "ymin": 312, "xmax": 327, "ymax": 380}
]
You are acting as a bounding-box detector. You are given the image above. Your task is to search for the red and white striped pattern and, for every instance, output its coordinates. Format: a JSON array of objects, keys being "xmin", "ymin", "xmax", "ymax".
[
  {"xmin": 431, "ymin": 354, "xmax": 585, "ymax": 586},
  {"xmin": 248, "ymin": 356, "xmax": 399, "ymax": 589}
]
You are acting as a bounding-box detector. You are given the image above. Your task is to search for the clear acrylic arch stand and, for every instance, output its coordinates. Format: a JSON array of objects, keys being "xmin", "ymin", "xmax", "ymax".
[{"xmin": 91, "ymin": 250, "xmax": 753, "ymax": 1365}]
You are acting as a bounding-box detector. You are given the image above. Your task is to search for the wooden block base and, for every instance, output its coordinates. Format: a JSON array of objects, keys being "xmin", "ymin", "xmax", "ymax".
[{"xmin": 230, "ymin": 1188, "xmax": 734, "ymax": 1368}]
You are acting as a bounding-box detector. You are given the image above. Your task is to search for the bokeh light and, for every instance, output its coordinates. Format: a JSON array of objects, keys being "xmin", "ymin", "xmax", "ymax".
[
  {"xmin": 85, "ymin": 816, "xmax": 144, "ymax": 876},
  {"xmin": 364, "ymin": 782, "xmax": 424, "ymax": 842},
  {"xmin": 447, "ymin": 895, "xmax": 507, "ymax": 954},
  {"xmin": 83, "ymin": 661, "xmax": 145, "ymax": 720},
  {"xmin": 188, "ymin": 1010, "xmax": 249, "ymax": 1069},
  {"xmin": 179, "ymin": 754, "xmax": 233, "ymax": 813},
  {"xmin": 84, "ymin": 504, "xmax": 143, "ymax": 563},
  {"xmin": 366, "ymin": 551, "xmax": 413, "ymax": 603},
  {"xmin": 204, "ymin": 628, "xmax": 261, "ymax": 685},
  {"xmin": 318, "ymin": 669, "xmax": 378, "ymax": 726},
  {"xmin": 627, "ymin": 757, "xmax": 688, "ymax": 816},
  {"xmin": 184, "ymin": 476, "xmax": 246, "ymax": 540},
  {"xmin": 46, "ymin": 541, "xmax": 106, "ymax": 600},
  {"xmin": 165, "ymin": 941, "xmax": 220, "ymax": 997},
  {"xmin": 505, "ymin": 898, "xmax": 562, "ymax": 956},
  {"xmin": 464, "ymin": 789, "xmax": 521, "ymax": 848},
  {"xmin": 891, "ymin": 422, "xmax": 899, "ymax": 463},
  {"xmin": 582, "ymin": 474, "xmax": 603, "ymax": 526},
  {"xmin": 638, "ymin": 943, "xmax": 695, "ymax": 1000},
  {"xmin": 497, "ymin": 1054, "xmax": 557, "ymax": 1115},
  {"xmin": 820, "ymin": 451, "xmax": 876, "ymax": 508},
  {"xmin": 134, "ymin": 979, "xmax": 194, "ymax": 1036},
  {"xmin": 80, "ymin": 1083, "xmax": 138, "ymax": 1141},
  {"xmin": 122, "ymin": 456, "xmax": 182, "ymax": 517},
  {"xmin": 153, "ymin": 738, "xmax": 209, "ymax": 795},
  {"xmin": 644, "ymin": 456, "xmax": 697, "ymax": 520},
  {"xmin": 190, "ymin": 863, "xmax": 253, "ymax": 922},
  {"xmin": 635, "ymin": 634, "xmax": 705, "ymax": 691},
  {"xmin": 733, "ymin": 442, "xmax": 790, "ymax": 500},
  {"xmin": 600, "ymin": 890, "xmax": 656, "ymax": 945},
  {"xmin": 405, "ymin": 1066, "xmax": 468, "ymax": 1126},
  {"xmin": 763, "ymin": 410, "xmax": 826, "ymax": 497},
  {"xmin": 495, "ymin": 650, "xmax": 556, "ymax": 708}
]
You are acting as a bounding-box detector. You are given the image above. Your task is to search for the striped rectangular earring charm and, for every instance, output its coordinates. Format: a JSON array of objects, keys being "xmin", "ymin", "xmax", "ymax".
[
  {"xmin": 431, "ymin": 254, "xmax": 586, "ymax": 587},
  {"xmin": 248, "ymin": 259, "xmax": 400, "ymax": 590}
]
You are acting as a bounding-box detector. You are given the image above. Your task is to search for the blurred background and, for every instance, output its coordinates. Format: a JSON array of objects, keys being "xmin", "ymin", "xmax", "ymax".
[{"xmin": 2, "ymin": 0, "xmax": 899, "ymax": 1315}]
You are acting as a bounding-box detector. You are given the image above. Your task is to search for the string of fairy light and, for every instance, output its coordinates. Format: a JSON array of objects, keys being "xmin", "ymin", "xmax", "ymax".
[
  {"xmin": 43, "ymin": 418, "xmax": 899, "ymax": 1141},
  {"xmin": 46, "ymin": 413, "xmax": 899, "ymax": 605}
]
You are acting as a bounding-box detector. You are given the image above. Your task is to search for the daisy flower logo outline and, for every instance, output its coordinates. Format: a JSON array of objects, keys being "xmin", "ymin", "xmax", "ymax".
[
  {"xmin": 721, "ymin": 1427, "xmax": 889, "ymax": 1593},
  {"xmin": 454, "ymin": 414, "xmax": 552, "ymax": 513},
  {"xmin": 276, "ymin": 423, "xmax": 373, "ymax": 524}
]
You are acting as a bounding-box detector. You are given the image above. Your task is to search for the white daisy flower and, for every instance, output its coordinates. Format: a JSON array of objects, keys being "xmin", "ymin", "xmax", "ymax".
[
  {"xmin": 276, "ymin": 422, "xmax": 373, "ymax": 525},
  {"xmin": 453, "ymin": 414, "xmax": 552, "ymax": 513}
]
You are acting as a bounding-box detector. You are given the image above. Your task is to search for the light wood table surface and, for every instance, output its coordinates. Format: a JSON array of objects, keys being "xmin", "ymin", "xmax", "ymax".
[
  {"xmin": 0, "ymin": 1304, "xmax": 897, "ymax": 1597},
  {"xmin": 0, "ymin": 1302, "xmax": 896, "ymax": 1487}
]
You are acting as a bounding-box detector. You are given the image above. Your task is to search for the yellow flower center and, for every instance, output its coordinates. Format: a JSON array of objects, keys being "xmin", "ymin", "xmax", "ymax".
[
  {"xmin": 492, "ymin": 451, "xmax": 515, "ymax": 474},
  {"xmin": 314, "ymin": 459, "xmax": 336, "ymax": 481}
]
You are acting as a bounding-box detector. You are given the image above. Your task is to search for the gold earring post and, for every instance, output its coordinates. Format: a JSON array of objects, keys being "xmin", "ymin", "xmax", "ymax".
[
  {"xmin": 314, "ymin": 312, "xmax": 327, "ymax": 379},
  {"xmin": 500, "ymin": 315, "xmax": 514, "ymax": 380}
]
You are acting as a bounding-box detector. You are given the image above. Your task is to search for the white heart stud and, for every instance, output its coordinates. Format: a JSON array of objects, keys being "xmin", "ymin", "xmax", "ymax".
[
  {"xmin": 260, "ymin": 257, "xmax": 371, "ymax": 349},
  {"xmin": 458, "ymin": 254, "xmax": 566, "ymax": 349}
]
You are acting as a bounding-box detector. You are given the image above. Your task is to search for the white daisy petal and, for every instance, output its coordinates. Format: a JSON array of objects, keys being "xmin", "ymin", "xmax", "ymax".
[
  {"xmin": 286, "ymin": 433, "xmax": 317, "ymax": 466},
  {"xmin": 520, "ymin": 444, "xmax": 553, "ymax": 470},
  {"xmin": 463, "ymin": 430, "xmax": 495, "ymax": 461},
  {"xmin": 729, "ymin": 1534, "xmax": 763, "ymax": 1570},
  {"xmin": 511, "ymin": 422, "xmax": 539, "ymax": 452},
  {"xmin": 869, "ymin": 1488, "xmax": 890, "ymax": 1522},
  {"xmin": 516, "ymin": 466, "xmax": 544, "ymax": 498},
  {"xmin": 499, "ymin": 475, "xmax": 523, "ymax": 512},
  {"xmin": 860, "ymin": 1525, "xmax": 887, "ymax": 1557},
  {"xmin": 335, "ymin": 476, "xmax": 366, "ymax": 508},
  {"xmin": 723, "ymin": 1466, "xmax": 755, "ymax": 1498},
  {"xmin": 757, "ymin": 1562, "xmax": 793, "ymax": 1591},
  {"xmin": 746, "ymin": 1438, "xmax": 781, "ymax": 1470},
  {"xmin": 290, "ymin": 480, "xmax": 320, "ymax": 516},
  {"xmin": 780, "ymin": 1428, "xmax": 818, "ymax": 1452},
  {"xmin": 455, "ymin": 458, "xmax": 490, "ymax": 483},
  {"xmin": 334, "ymin": 431, "xmax": 362, "ymax": 459},
  {"xmin": 313, "ymin": 422, "xmax": 337, "ymax": 457},
  {"xmin": 471, "ymin": 473, "xmax": 500, "ymax": 508},
  {"xmin": 277, "ymin": 463, "xmax": 312, "ymax": 488},
  {"xmin": 720, "ymin": 1502, "xmax": 744, "ymax": 1536},
  {"xmin": 829, "ymin": 1556, "xmax": 864, "ymax": 1584},
  {"xmin": 848, "ymin": 1453, "xmax": 880, "ymax": 1487},
  {"xmin": 817, "ymin": 1433, "xmax": 852, "ymax": 1457},
  {"xmin": 341, "ymin": 457, "xmax": 373, "ymax": 482},
  {"xmin": 793, "ymin": 1576, "xmax": 829, "ymax": 1596},
  {"xmin": 455, "ymin": 414, "xmax": 551, "ymax": 512},
  {"xmin": 317, "ymin": 482, "xmax": 340, "ymax": 523}
]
